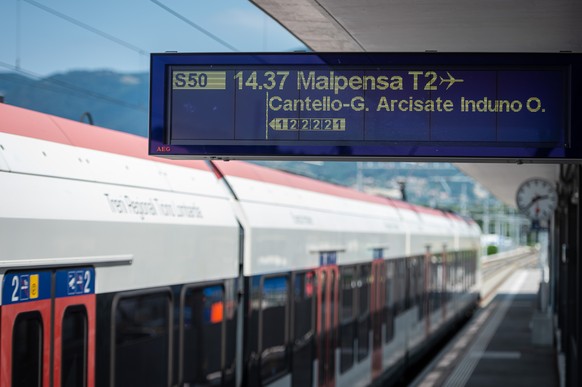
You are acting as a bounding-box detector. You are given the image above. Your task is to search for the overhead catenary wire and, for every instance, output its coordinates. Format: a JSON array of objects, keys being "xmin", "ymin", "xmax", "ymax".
[
  {"xmin": 22, "ymin": 0, "xmax": 241, "ymax": 56},
  {"xmin": 15, "ymin": 0, "xmax": 21, "ymax": 70},
  {"xmin": 22, "ymin": 0, "xmax": 149, "ymax": 56},
  {"xmin": 4, "ymin": 0, "xmax": 241, "ymax": 114},
  {"xmin": 150, "ymin": 0, "xmax": 239, "ymax": 52},
  {"xmin": 9, "ymin": 0, "xmax": 149, "ymax": 113}
]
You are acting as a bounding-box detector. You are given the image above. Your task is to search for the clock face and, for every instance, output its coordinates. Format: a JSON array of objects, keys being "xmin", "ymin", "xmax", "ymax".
[{"xmin": 516, "ymin": 178, "xmax": 558, "ymax": 220}]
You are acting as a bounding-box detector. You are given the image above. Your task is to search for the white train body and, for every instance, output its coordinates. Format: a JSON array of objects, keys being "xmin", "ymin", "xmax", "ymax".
[
  {"xmin": 0, "ymin": 104, "xmax": 480, "ymax": 387},
  {"xmin": 217, "ymin": 162, "xmax": 479, "ymax": 274}
]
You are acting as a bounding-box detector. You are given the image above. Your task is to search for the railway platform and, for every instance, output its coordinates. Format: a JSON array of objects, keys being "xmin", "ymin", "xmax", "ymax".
[{"xmin": 412, "ymin": 268, "xmax": 558, "ymax": 387}]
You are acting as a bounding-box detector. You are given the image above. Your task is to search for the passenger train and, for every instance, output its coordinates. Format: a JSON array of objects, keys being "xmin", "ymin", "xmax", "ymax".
[{"xmin": 0, "ymin": 103, "xmax": 481, "ymax": 387}]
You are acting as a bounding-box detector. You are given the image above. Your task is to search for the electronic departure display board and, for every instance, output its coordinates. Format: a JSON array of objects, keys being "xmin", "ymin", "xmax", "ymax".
[{"xmin": 149, "ymin": 52, "xmax": 582, "ymax": 160}]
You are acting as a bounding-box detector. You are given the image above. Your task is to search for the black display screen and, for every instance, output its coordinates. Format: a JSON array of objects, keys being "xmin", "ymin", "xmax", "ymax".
[{"xmin": 149, "ymin": 53, "xmax": 581, "ymax": 160}]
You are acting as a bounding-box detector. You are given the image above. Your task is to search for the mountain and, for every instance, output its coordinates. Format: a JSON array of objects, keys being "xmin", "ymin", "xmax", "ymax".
[{"xmin": 0, "ymin": 70, "xmax": 148, "ymax": 136}]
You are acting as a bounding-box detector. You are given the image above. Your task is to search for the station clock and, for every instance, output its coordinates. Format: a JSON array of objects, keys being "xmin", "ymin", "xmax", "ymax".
[{"xmin": 516, "ymin": 178, "xmax": 558, "ymax": 220}]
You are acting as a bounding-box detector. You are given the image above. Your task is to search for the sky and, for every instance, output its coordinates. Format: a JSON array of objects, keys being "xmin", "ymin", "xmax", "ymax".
[{"xmin": 0, "ymin": 0, "xmax": 307, "ymax": 77}]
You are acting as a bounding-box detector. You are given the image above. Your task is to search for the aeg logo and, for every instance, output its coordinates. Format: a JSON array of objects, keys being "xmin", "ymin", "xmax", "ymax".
[{"xmin": 157, "ymin": 146, "xmax": 171, "ymax": 152}]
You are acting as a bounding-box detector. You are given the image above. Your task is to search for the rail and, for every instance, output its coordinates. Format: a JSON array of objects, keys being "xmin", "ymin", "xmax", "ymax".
[{"xmin": 480, "ymin": 246, "xmax": 539, "ymax": 304}]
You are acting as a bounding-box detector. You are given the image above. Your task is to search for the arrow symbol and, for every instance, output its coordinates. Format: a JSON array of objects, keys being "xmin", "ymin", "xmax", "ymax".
[
  {"xmin": 269, "ymin": 118, "xmax": 288, "ymax": 130},
  {"xmin": 439, "ymin": 72, "xmax": 464, "ymax": 90}
]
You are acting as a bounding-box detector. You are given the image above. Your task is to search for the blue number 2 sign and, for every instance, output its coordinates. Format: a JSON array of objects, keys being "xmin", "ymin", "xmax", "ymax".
[
  {"xmin": 56, "ymin": 268, "xmax": 95, "ymax": 298},
  {"xmin": 2, "ymin": 272, "xmax": 51, "ymax": 305}
]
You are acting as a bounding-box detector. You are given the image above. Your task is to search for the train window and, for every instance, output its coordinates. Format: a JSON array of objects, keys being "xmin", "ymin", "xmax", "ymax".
[
  {"xmin": 291, "ymin": 272, "xmax": 314, "ymax": 387},
  {"xmin": 294, "ymin": 272, "xmax": 313, "ymax": 339},
  {"xmin": 385, "ymin": 261, "xmax": 394, "ymax": 343},
  {"xmin": 246, "ymin": 276, "xmax": 262, "ymax": 386},
  {"xmin": 463, "ymin": 251, "xmax": 471, "ymax": 290},
  {"xmin": 114, "ymin": 291, "xmax": 171, "ymax": 387},
  {"xmin": 447, "ymin": 255, "xmax": 454, "ymax": 300},
  {"xmin": 409, "ymin": 258, "xmax": 416, "ymax": 305},
  {"xmin": 341, "ymin": 267, "xmax": 355, "ymax": 321},
  {"xmin": 456, "ymin": 252, "xmax": 464, "ymax": 291},
  {"xmin": 406, "ymin": 258, "xmax": 416, "ymax": 308},
  {"xmin": 411, "ymin": 256, "xmax": 424, "ymax": 320},
  {"xmin": 224, "ymin": 280, "xmax": 237, "ymax": 387},
  {"xmin": 464, "ymin": 253, "xmax": 468, "ymax": 290},
  {"xmin": 340, "ymin": 266, "xmax": 355, "ymax": 373},
  {"xmin": 396, "ymin": 258, "xmax": 406, "ymax": 313},
  {"xmin": 471, "ymin": 251, "xmax": 477, "ymax": 286},
  {"xmin": 12, "ymin": 311, "xmax": 43, "ymax": 387},
  {"xmin": 468, "ymin": 252, "xmax": 473, "ymax": 288},
  {"xmin": 357, "ymin": 264, "xmax": 370, "ymax": 361},
  {"xmin": 421, "ymin": 257, "xmax": 426, "ymax": 300},
  {"xmin": 62, "ymin": 305, "xmax": 88, "ymax": 387},
  {"xmin": 183, "ymin": 285, "xmax": 224, "ymax": 386},
  {"xmin": 459, "ymin": 252, "xmax": 465, "ymax": 291},
  {"xmin": 430, "ymin": 256, "xmax": 439, "ymax": 312},
  {"xmin": 260, "ymin": 276, "xmax": 289, "ymax": 384},
  {"xmin": 469, "ymin": 251, "xmax": 474, "ymax": 287}
]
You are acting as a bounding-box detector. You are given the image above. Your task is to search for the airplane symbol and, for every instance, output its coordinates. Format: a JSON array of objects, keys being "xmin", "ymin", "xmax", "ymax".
[{"xmin": 439, "ymin": 72, "xmax": 464, "ymax": 90}]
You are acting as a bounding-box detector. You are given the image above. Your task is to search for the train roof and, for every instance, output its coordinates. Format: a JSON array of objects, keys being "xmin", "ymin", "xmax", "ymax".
[
  {"xmin": 0, "ymin": 103, "xmax": 474, "ymax": 225},
  {"xmin": 0, "ymin": 103, "xmax": 208, "ymax": 172},
  {"xmin": 214, "ymin": 160, "xmax": 469, "ymax": 222}
]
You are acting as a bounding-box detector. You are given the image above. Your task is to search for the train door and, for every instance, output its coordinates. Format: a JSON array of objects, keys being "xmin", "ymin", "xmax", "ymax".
[
  {"xmin": 370, "ymin": 259, "xmax": 385, "ymax": 378},
  {"xmin": 53, "ymin": 268, "xmax": 96, "ymax": 387},
  {"xmin": 424, "ymin": 247, "xmax": 431, "ymax": 335},
  {"xmin": 291, "ymin": 271, "xmax": 315, "ymax": 387},
  {"xmin": 1, "ymin": 271, "xmax": 52, "ymax": 386},
  {"xmin": 316, "ymin": 262, "xmax": 338, "ymax": 387},
  {"xmin": 1, "ymin": 267, "xmax": 96, "ymax": 387}
]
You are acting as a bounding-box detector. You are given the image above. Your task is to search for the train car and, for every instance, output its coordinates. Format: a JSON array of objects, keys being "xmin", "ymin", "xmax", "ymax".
[
  {"xmin": 213, "ymin": 161, "xmax": 481, "ymax": 387},
  {"xmin": 0, "ymin": 103, "xmax": 481, "ymax": 387},
  {"xmin": 0, "ymin": 104, "xmax": 240, "ymax": 387}
]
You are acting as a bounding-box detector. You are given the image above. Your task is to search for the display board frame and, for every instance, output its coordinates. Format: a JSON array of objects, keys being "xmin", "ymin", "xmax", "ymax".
[{"xmin": 149, "ymin": 52, "xmax": 582, "ymax": 161}]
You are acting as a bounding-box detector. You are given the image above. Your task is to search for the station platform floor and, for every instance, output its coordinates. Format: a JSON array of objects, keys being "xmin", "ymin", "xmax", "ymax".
[{"xmin": 412, "ymin": 268, "xmax": 558, "ymax": 387}]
